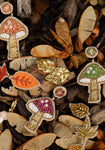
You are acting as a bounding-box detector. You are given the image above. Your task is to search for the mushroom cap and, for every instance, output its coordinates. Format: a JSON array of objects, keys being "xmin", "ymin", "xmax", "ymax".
[
  {"xmin": 77, "ymin": 62, "xmax": 105, "ymax": 85},
  {"xmin": 0, "ymin": 16, "xmax": 28, "ymax": 41},
  {"xmin": 53, "ymin": 86, "xmax": 67, "ymax": 98},
  {"xmin": 27, "ymin": 97, "xmax": 55, "ymax": 120},
  {"xmin": 85, "ymin": 46, "xmax": 98, "ymax": 58}
]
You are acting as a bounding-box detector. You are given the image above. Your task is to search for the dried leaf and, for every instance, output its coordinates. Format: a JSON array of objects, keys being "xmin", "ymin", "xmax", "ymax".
[
  {"xmin": 89, "ymin": 0, "xmax": 98, "ymax": 5},
  {"xmin": 70, "ymin": 103, "xmax": 89, "ymax": 119},
  {"xmin": 9, "ymin": 56, "xmax": 38, "ymax": 71},
  {"xmin": 97, "ymin": 51, "xmax": 104, "ymax": 64},
  {"xmin": 36, "ymin": 59, "xmax": 56, "ymax": 73},
  {"xmin": 75, "ymin": 6, "xmax": 96, "ymax": 52},
  {"xmin": 16, "ymin": 133, "xmax": 56, "ymax": 150},
  {"xmin": 1, "ymin": 86, "xmax": 19, "ymax": 97},
  {"xmin": 45, "ymin": 67, "xmax": 70, "ymax": 84},
  {"xmin": 10, "ymin": 71, "xmax": 40, "ymax": 90},
  {"xmin": 97, "ymin": 129, "xmax": 104, "ymax": 140},
  {"xmin": 55, "ymin": 17, "xmax": 73, "ymax": 54},
  {"xmin": 0, "ymin": 129, "xmax": 12, "ymax": 150},
  {"xmin": 54, "ymin": 122, "xmax": 72, "ymax": 138},
  {"xmin": 31, "ymin": 45, "xmax": 69, "ymax": 58},
  {"xmin": 7, "ymin": 112, "xmax": 37, "ymax": 136},
  {"xmin": 58, "ymin": 115, "xmax": 83, "ymax": 132},
  {"xmin": 0, "ymin": 63, "xmax": 9, "ymax": 82}
]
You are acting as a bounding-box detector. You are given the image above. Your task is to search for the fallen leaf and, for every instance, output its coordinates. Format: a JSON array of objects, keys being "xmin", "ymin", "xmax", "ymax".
[
  {"xmin": 0, "ymin": 129, "xmax": 12, "ymax": 150},
  {"xmin": 1, "ymin": 86, "xmax": 19, "ymax": 97},
  {"xmin": 55, "ymin": 17, "xmax": 73, "ymax": 54},
  {"xmin": 97, "ymin": 129, "xmax": 104, "ymax": 140},
  {"xmin": 46, "ymin": 67, "xmax": 70, "ymax": 84},
  {"xmin": 10, "ymin": 71, "xmax": 40, "ymax": 90},
  {"xmin": 9, "ymin": 56, "xmax": 38, "ymax": 71},
  {"xmin": 7, "ymin": 112, "xmax": 37, "ymax": 136},
  {"xmin": 0, "ymin": 63, "xmax": 9, "ymax": 82},
  {"xmin": 89, "ymin": 0, "xmax": 98, "ymax": 5},
  {"xmin": 54, "ymin": 122, "xmax": 72, "ymax": 138},
  {"xmin": 97, "ymin": 51, "xmax": 104, "ymax": 64},
  {"xmin": 75, "ymin": 6, "xmax": 96, "ymax": 52},
  {"xmin": 16, "ymin": 133, "xmax": 56, "ymax": 150},
  {"xmin": 31, "ymin": 45, "xmax": 69, "ymax": 58}
]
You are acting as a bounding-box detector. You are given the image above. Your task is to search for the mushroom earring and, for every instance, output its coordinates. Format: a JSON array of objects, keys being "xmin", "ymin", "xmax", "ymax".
[
  {"xmin": 77, "ymin": 46, "xmax": 105, "ymax": 103},
  {"xmin": 24, "ymin": 86, "xmax": 67, "ymax": 133},
  {"xmin": 0, "ymin": 2, "xmax": 28, "ymax": 60}
]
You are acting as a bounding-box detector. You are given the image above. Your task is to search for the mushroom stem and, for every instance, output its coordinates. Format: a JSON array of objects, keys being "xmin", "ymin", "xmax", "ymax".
[
  {"xmin": 89, "ymin": 79, "xmax": 100, "ymax": 103},
  {"xmin": 8, "ymin": 34, "xmax": 20, "ymax": 60},
  {"xmin": 25, "ymin": 111, "xmax": 43, "ymax": 132}
]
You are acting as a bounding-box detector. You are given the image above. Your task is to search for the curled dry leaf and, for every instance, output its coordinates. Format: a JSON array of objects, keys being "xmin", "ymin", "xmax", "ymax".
[
  {"xmin": 9, "ymin": 56, "xmax": 38, "ymax": 71},
  {"xmin": 97, "ymin": 51, "xmax": 104, "ymax": 64},
  {"xmin": 45, "ymin": 67, "xmax": 70, "ymax": 84},
  {"xmin": 16, "ymin": 133, "xmax": 56, "ymax": 150},
  {"xmin": 97, "ymin": 129, "xmax": 104, "ymax": 140},
  {"xmin": 55, "ymin": 17, "xmax": 73, "ymax": 54},
  {"xmin": 75, "ymin": 6, "xmax": 96, "ymax": 52},
  {"xmin": 31, "ymin": 45, "xmax": 69, "ymax": 58},
  {"xmin": 1, "ymin": 86, "xmax": 19, "ymax": 97},
  {"xmin": 54, "ymin": 122, "xmax": 72, "ymax": 138},
  {"xmin": 0, "ymin": 129, "xmax": 12, "ymax": 150},
  {"xmin": 89, "ymin": 0, "xmax": 98, "ymax": 5},
  {"xmin": 7, "ymin": 112, "xmax": 37, "ymax": 136}
]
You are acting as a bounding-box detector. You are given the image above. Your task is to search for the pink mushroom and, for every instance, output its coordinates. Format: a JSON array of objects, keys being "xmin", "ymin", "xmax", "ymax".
[
  {"xmin": 0, "ymin": 16, "xmax": 28, "ymax": 60},
  {"xmin": 25, "ymin": 97, "xmax": 55, "ymax": 133}
]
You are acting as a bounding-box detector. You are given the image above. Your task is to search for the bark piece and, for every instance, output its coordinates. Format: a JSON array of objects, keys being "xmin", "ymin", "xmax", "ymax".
[
  {"xmin": 1, "ymin": 86, "xmax": 19, "ymax": 97},
  {"xmin": 75, "ymin": 6, "xmax": 96, "ymax": 52},
  {"xmin": 16, "ymin": 133, "xmax": 56, "ymax": 150},
  {"xmin": 9, "ymin": 56, "xmax": 38, "ymax": 71},
  {"xmin": 0, "ymin": 129, "xmax": 12, "ymax": 150},
  {"xmin": 7, "ymin": 112, "xmax": 37, "ymax": 136}
]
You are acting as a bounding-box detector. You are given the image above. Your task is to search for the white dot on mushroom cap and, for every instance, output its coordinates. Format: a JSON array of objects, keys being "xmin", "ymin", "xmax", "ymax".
[
  {"xmin": 44, "ymin": 104, "xmax": 48, "ymax": 107},
  {"xmin": 5, "ymin": 26, "xmax": 8, "ymax": 29},
  {"xmin": 93, "ymin": 71, "xmax": 95, "ymax": 74},
  {"xmin": 87, "ymin": 70, "xmax": 90, "ymax": 74},
  {"xmin": 28, "ymin": 102, "xmax": 38, "ymax": 112},
  {"xmin": 45, "ymin": 100, "xmax": 48, "ymax": 103},
  {"xmin": 10, "ymin": 25, "xmax": 12, "ymax": 29},
  {"xmin": 89, "ymin": 67, "xmax": 93, "ymax": 70},
  {"xmin": 8, "ymin": 21, "xmax": 11, "ymax": 24},
  {"xmin": 41, "ymin": 100, "xmax": 44, "ymax": 103}
]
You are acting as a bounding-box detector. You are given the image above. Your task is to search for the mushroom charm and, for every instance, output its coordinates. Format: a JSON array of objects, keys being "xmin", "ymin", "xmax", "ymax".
[
  {"xmin": 77, "ymin": 47, "xmax": 105, "ymax": 103},
  {"xmin": 24, "ymin": 97, "xmax": 55, "ymax": 133},
  {"xmin": 0, "ymin": 2, "xmax": 28, "ymax": 60}
]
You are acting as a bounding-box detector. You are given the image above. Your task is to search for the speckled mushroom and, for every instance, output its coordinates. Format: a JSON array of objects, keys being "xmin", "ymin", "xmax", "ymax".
[
  {"xmin": 0, "ymin": 16, "xmax": 28, "ymax": 60},
  {"xmin": 25, "ymin": 97, "xmax": 55, "ymax": 133}
]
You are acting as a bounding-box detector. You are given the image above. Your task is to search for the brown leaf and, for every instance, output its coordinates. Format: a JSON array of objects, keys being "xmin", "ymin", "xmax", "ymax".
[
  {"xmin": 1, "ymin": 86, "xmax": 19, "ymax": 97},
  {"xmin": 97, "ymin": 129, "xmax": 104, "ymax": 140},
  {"xmin": 16, "ymin": 133, "xmax": 56, "ymax": 150},
  {"xmin": 55, "ymin": 17, "xmax": 73, "ymax": 54},
  {"xmin": 54, "ymin": 122, "xmax": 72, "ymax": 138},
  {"xmin": 75, "ymin": 6, "xmax": 96, "ymax": 52},
  {"xmin": 31, "ymin": 45, "xmax": 69, "ymax": 58},
  {"xmin": 9, "ymin": 56, "xmax": 38, "ymax": 71},
  {"xmin": 89, "ymin": 0, "xmax": 98, "ymax": 5},
  {"xmin": 0, "ymin": 129, "xmax": 12, "ymax": 150},
  {"xmin": 7, "ymin": 112, "xmax": 37, "ymax": 136}
]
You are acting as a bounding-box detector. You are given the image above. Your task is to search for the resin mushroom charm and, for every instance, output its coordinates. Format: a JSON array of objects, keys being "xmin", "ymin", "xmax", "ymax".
[
  {"xmin": 77, "ymin": 47, "xmax": 105, "ymax": 103},
  {"xmin": 24, "ymin": 97, "xmax": 55, "ymax": 133},
  {"xmin": 0, "ymin": 2, "xmax": 28, "ymax": 60}
]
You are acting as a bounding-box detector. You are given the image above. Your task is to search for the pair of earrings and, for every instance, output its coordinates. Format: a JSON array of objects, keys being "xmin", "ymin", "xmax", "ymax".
[{"xmin": 0, "ymin": 2, "xmax": 28, "ymax": 60}]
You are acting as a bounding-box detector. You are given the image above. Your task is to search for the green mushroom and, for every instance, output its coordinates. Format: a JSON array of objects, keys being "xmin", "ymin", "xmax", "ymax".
[{"xmin": 77, "ymin": 62, "xmax": 105, "ymax": 103}]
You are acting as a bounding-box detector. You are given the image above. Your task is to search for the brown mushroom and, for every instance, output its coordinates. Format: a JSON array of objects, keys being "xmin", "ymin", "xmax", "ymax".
[
  {"xmin": 0, "ymin": 16, "xmax": 28, "ymax": 60},
  {"xmin": 25, "ymin": 97, "xmax": 55, "ymax": 133}
]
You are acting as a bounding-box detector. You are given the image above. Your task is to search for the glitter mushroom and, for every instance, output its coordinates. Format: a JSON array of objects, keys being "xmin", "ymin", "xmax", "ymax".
[
  {"xmin": 0, "ymin": 16, "xmax": 28, "ymax": 60},
  {"xmin": 77, "ymin": 47, "xmax": 105, "ymax": 103},
  {"xmin": 25, "ymin": 97, "xmax": 55, "ymax": 133}
]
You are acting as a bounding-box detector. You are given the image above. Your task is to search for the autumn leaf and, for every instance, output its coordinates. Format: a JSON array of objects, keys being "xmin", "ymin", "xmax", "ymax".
[
  {"xmin": 0, "ymin": 63, "xmax": 9, "ymax": 82},
  {"xmin": 45, "ymin": 67, "xmax": 70, "ymax": 84},
  {"xmin": 10, "ymin": 71, "xmax": 40, "ymax": 90}
]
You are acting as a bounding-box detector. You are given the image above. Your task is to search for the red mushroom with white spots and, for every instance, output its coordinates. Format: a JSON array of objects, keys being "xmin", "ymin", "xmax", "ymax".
[
  {"xmin": 25, "ymin": 97, "xmax": 55, "ymax": 133},
  {"xmin": 0, "ymin": 16, "xmax": 28, "ymax": 60}
]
